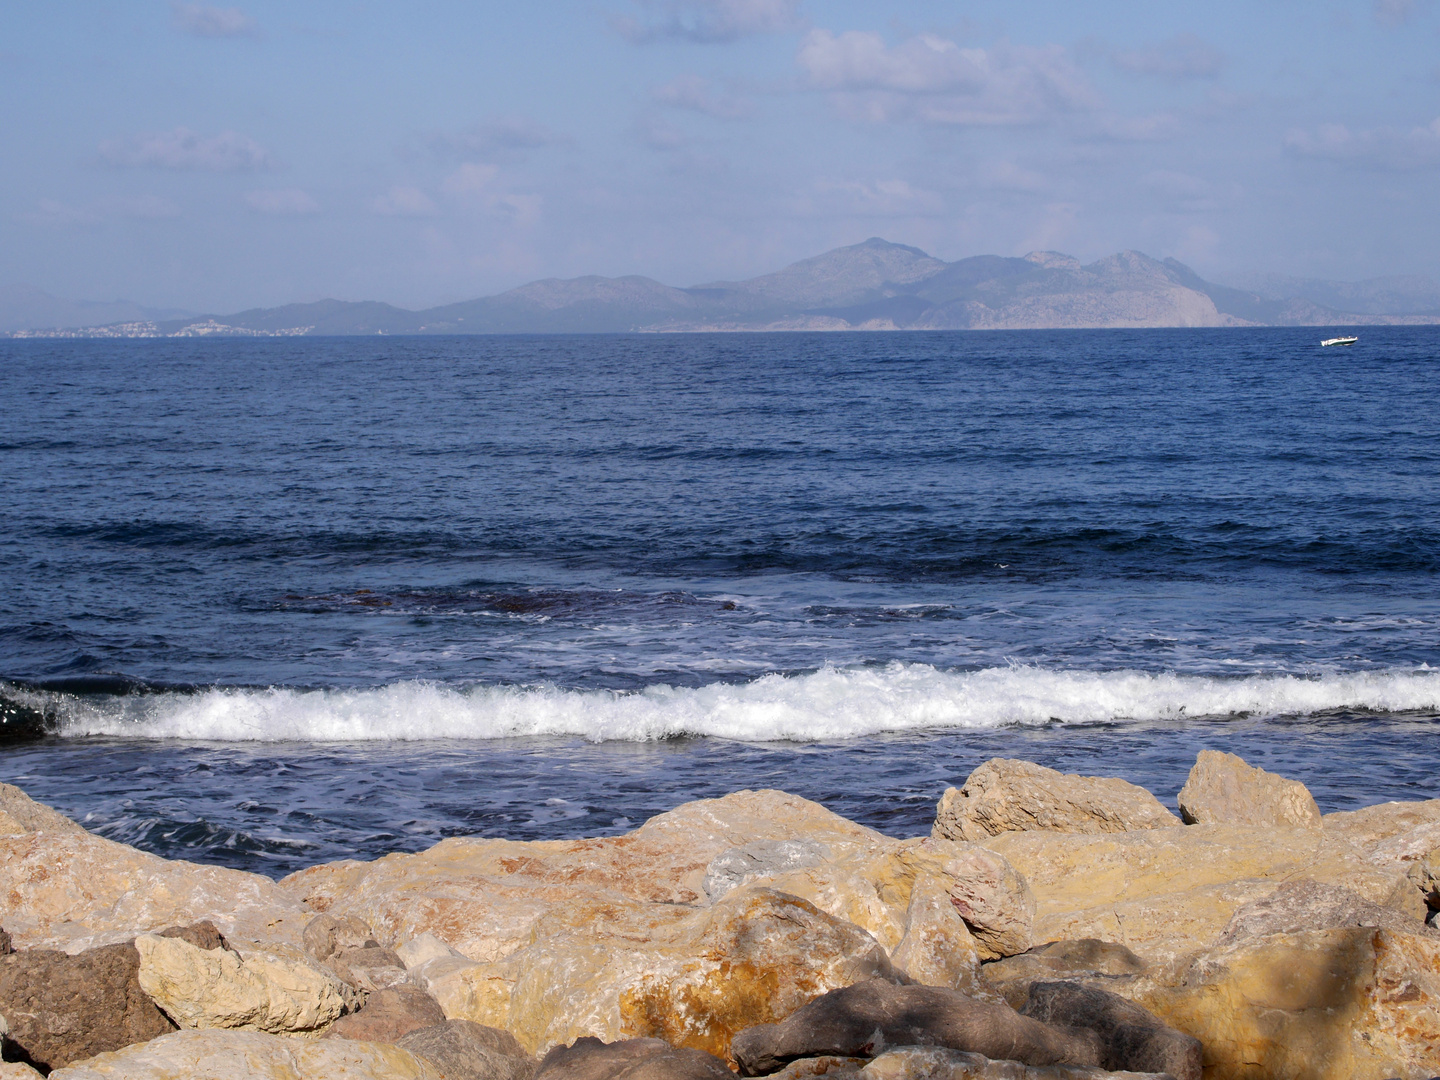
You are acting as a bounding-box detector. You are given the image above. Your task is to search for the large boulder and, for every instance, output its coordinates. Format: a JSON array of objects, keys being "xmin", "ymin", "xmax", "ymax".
[
  {"xmin": 888, "ymin": 874, "xmax": 983, "ymax": 992},
  {"xmin": 1123, "ymin": 926, "xmax": 1440, "ymax": 1080},
  {"xmin": 1018, "ymin": 981, "xmax": 1201, "ymax": 1080},
  {"xmin": 977, "ymin": 821, "xmax": 1414, "ymax": 967},
  {"xmin": 1176, "ymin": 751, "xmax": 1321, "ymax": 828},
  {"xmin": 533, "ymin": 1036, "xmax": 733, "ymax": 1080},
  {"xmin": 932, "ymin": 761, "xmax": 1180, "ymax": 842},
  {"xmin": 704, "ymin": 840, "xmax": 835, "ymax": 903},
  {"xmin": 434, "ymin": 886, "xmax": 900, "ymax": 1061},
  {"xmin": 1215, "ymin": 879, "xmax": 1436, "ymax": 945},
  {"xmin": 729, "ymin": 980, "xmax": 1102, "ymax": 1076},
  {"xmin": 45, "ymin": 1028, "xmax": 442, "ymax": 1079},
  {"xmin": 134, "ymin": 933, "xmax": 355, "ymax": 1033},
  {"xmin": 942, "ymin": 847, "xmax": 1034, "ymax": 961},
  {"xmin": 398, "ymin": 1019, "xmax": 536, "ymax": 1080},
  {"xmin": 324, "ymin": 986, "xmax": 448, "ymax": 1043},
  {"xmin": 0, "ymin": 941, "xmax": 176, "ymax": 1072},
  {"xmin": 0, "ymin": 783, "xmax": 84, "ymax": 836},
  {"xmin": 0, "ymin": 830, "xmax": 312, "ymax": 953}
]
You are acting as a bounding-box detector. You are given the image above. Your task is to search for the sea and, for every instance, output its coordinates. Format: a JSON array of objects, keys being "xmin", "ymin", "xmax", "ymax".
[{"xmin": 2, "ymin": 328, "xmax": 1438, "ymax": 878}]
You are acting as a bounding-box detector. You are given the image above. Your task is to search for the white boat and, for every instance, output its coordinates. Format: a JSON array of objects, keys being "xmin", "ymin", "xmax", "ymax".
[{"xmin": 1320, "ymin": 336, "xmax": 1358, "ymax": 347}]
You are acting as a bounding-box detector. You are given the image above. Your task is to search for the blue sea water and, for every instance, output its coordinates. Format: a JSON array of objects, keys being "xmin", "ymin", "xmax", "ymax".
[{"xmin": 2, "ymin": 328, "xmax": 1438, "ymax": 876}]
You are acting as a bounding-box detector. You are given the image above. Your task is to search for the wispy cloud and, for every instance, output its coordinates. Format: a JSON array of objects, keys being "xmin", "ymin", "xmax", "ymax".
[
  {"xmin": 1373, "ymin": 0, "xmax": 1419, "ymax": 26},
  {"xmin": 652, "ymin": 75, "xmax": 754, "ymax": 118},
  {"xmin": 99, "ymin": 128, "xmax": 272, "ymax": 171},
  {"xmin": 614, "ymin": 0, "xmax": 802, "ymax": 43},
  {"xmin": 797, "ymin": 29, "xmax": 1100, "ymax": 126},
  {"xmin": 243, "ymin": 188, "xmax": 319, "ymax": 215},
  {"xmin": 22, "ymin": 195, "xmax": 183, "ymax": 227},
  {"xmin": 171, "ymin": 3, "xmax": 260, "ymax": 39},
  {"xmin": 1284, "ymin": 117, "xmax": 1440, "ymax": 169},
  {"xmin": 430, "ymin": 117, "xmax": 566, "ymax": 159},
  {"xmin": 370, "ymin": 186, "xmax": 439, "ymax": 217},
  {"xmin": 1112, "ymin": 33, "xmax": 1224, "ymax": 79}
]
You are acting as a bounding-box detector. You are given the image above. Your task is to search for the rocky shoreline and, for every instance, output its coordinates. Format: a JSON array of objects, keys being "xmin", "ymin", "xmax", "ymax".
[{"xmin": 1, "ymin": 749, "xmax": 1437, "ymax": 1079}]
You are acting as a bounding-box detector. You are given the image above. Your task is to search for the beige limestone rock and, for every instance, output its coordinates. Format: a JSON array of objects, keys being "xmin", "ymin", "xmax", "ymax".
[
  {"xmin": 890, "ymin": 874, "xmax": 984, "ymax": 991},
  {"xmin": 0, "ymin": 1064, "xmax": 44, "ymax": 1079},
  {"xmin": 279, "ymin": 790, "xmax": 889, "ymax": 962},
  {"xmin": 770, "ymin": 1056, "xmax": 867, "ymax": 1077},
  {"xmin": 46, "ymin": 1028, "xmax": 441, "ymax": 1079},
  {"xmin": 0, "ymin": 830, "xmax": 311, "ymax": 953},
  {"xmin": 980, "ymin": 822, "xmax": 1409, "ymax": 967},
  {"xmin": 435, "ymin": 886, "xmax": 898, "ymax": 1060},
  {"xmin": 1123, "ymin": 927, "xmax": 1440, "ymax": 1080},
  {"xmin": 943, "ymin": 846, "xmax": 1035, "ymax": 961},
  {"xmin": 135, "ymin": 933, "xmax": 354, "ymax": 1034},
  {"xmin": 1323, "ymin": 798, "xmax": 1440, "ymax": 849},
  {"xmin": 0, "ymin": 782, "xmax": 84, "ymax": 835},
  {"xmin": 1176, "ymin": 750, "xmax": 1321, "ymax": 828},
  {"xmin": 932, "ymin": 760, "xmax": 1180, "ymax": 843}
]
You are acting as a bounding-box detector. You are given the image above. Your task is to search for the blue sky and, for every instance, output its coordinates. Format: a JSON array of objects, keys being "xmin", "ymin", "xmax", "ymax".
[{"xmin": 2, "ymin": 1, "xmax": 1438, "ymax": 310}]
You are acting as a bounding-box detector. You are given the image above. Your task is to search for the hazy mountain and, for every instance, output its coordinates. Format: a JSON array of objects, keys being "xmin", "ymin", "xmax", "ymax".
[
  {"xmin": 10, "ymin": 239, "xmax": 1440, "ymax": 337},
  {"xmin": 0, "ymin": 284, "xmax": 192, "ymax": 334}
]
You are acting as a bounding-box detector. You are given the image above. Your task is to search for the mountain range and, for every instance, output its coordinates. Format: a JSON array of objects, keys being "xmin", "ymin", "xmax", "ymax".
[{"xmin": 9, "ymin": 239, "xmax": 1440, "ymax": 337}]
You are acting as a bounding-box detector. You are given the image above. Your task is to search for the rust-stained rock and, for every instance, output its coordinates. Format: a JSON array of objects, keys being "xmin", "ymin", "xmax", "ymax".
[
  {"xmin": 932, "ymin": 761, "xmax": 1180, "ymax": 843},
  {"xmin": 1176, "ymin": 750, "xmax": 1321, "ymax": 828},
  {"xmin": 0, "ymin": 941, "xmax": 176, "ymax": 1072},
  {"xmin": 0, "ymin": 830, "xmax": 312, "ymax": 953},
  {"xmin": 533, "ymin": 1036, "xmax": 733, "ymax": 1080},
  {"xmin": 729, "ymin": 979, "xmax": 1101, "ymax": 1076}
]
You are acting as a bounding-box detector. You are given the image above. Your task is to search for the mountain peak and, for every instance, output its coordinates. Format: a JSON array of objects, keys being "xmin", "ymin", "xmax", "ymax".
[{"xmin": 1023, "ymin": 251, "xmax": 1081, "ymax": 270}]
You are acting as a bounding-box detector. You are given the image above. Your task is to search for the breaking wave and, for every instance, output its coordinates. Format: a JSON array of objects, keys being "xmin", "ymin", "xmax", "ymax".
[{"xmin": 13, "ymin": 663, "xmax": 1440, "ymax": 743}]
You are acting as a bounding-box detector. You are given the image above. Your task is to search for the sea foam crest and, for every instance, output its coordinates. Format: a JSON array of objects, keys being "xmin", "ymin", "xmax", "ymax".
[{"xmin": 32, "ymin": 663, "xmax": 1440, "ymax": 743}]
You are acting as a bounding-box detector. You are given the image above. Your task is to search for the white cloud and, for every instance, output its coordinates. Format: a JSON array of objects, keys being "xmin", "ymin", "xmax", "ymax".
[
  {"xmin": 1112, "ymin": 34, "xmax": 1224, "ymax": 79},
  {"xmin": 171, "ymin": 3, "xmax": 260, "ymax": 38},
  {"xmin": 1090, "ymin": 112, "xmax": 1182, "ymax": 141},
  {"xmin": 796, "ymin": 29, "xmax": 1100, "ymax": 126},
  {"xmin": 652, "ymin": 75, "xmax": 754, "ymax": 118},
  {"xmin": 807, "ymin": 177, "xmax": 944, "ymax": 217},
  {"xmin": 614, "ymin": 0, "xmax": 801, "ymax": 43},
  {"xmin": 100, "ymin": 128, "xmax": 272, "ymax": 171},
  {"xmin": 243, "ymin": 188, "xmax": 319, "ymax": 215},
  {"xmin": 370, "ymin": 186, "xmax": 439, "ymax": 217},
  {"xmin": 442, "ymin": 163, "xmax": 500, "ymax": 196},
  {"xmin": 636, "ymin": 115, "xmax": 688, "ymax": 150},
  {"xmin": 1284, "ymin": 118, "xmax": 1440, "ymax": 169}
]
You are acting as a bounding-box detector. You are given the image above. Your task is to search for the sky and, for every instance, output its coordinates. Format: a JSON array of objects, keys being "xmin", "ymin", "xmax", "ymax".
[{"xmin": 2, "ymin": 1, "xmax": 1439, "ymax": 312}]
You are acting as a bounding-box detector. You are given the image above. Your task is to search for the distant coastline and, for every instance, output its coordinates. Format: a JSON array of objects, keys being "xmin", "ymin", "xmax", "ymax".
[{"xmin": 8, "ymin": 238, "xmax": 1440, "ymax": 338}]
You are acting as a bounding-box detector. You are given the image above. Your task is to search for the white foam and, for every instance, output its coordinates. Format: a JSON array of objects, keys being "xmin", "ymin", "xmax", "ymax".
[{"xmin": 29, "ymin": 663, "xmax": 1440, "ymax": 743}]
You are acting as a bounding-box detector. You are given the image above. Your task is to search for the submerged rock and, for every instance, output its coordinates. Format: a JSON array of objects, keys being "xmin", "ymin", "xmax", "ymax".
[
  {"xmin": 533, "ymin": 1036, "xmax": 733, "ymax": 1080},
  {"xmin": 933, "ymin": 761, "xmax": 1180, "ymax": 843},
  {"xmin": 1176, "ymin": 750, "xmax": 1321, "ymax": 829},
  {"xmin": 45, "ymin": 1028, "xmax": 441, "ymax": 1080},
  {"xmin": 729, "ymin": 979, "xmax": 1101, "ymax": 1077},
  {"xmin": 0, "ymin": 941, "xmax": 176, "ymax": 1072}
]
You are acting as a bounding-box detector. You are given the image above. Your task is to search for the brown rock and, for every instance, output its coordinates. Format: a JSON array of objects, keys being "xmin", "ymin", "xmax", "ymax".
[
  {"xmin": 932, "ymin": 761, "xmax": 1180, "ymax": 843},
  {"xmin": 0, "ymin": 830, "xmax": 312, "ymax": 953},
  {"xmin": 1125, "ymin": 926, "xmax": 1440, "ymax": 1080},
  {"xmin": 304, "ymin": 913, "xmax": 378, "ymax": 961},
  {"xmin": 729, "ymin": 979, "xmax": 1101, "ymax": 1077},
  {"xmin": 157, "ymin": 921, "xmax": 232, "ymax": 952},
  {"xmin": 0, "ymin": 782, "xmax": 83, "ymax": 836},
  {"xmin": 980, "ymin": 941, "xmax": 1145, "ymax": 1009},
  {"xmin": 324, "ymin": 985, "xmax": 448, "ymax": 1043},
  {"xmin": 533, "ymin": 1036, "xmax": 734, "ymax": 1080},
  {"xmin": 1176, "ymin": 750, "xmax": 1321, "ymax": 828},
  {"xmin": 1216, "ymin": 879, "xmax": 1434, "ymax": 946},
  {"xmin": 769, "ymin": 1056, "xmax": 866, "ymax": 1078},
  {"xmin": 1019, "ymin": 981, "xmax": 1201, "ymax": 1080},
  {"xmin": 328, "ymin": 944, "xmax": 409, "ymax": 992},
  {"xmin": 398, "ymin": 1019, "xmax": 536, "ymax": 1080},
  {"xmin": 0, "ymin": 942, "xmax": 176, "ymax": 1072},
  {"xmin": 857, "ymin": 1045, "xmax": 1173, "ymax": 1078}
]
